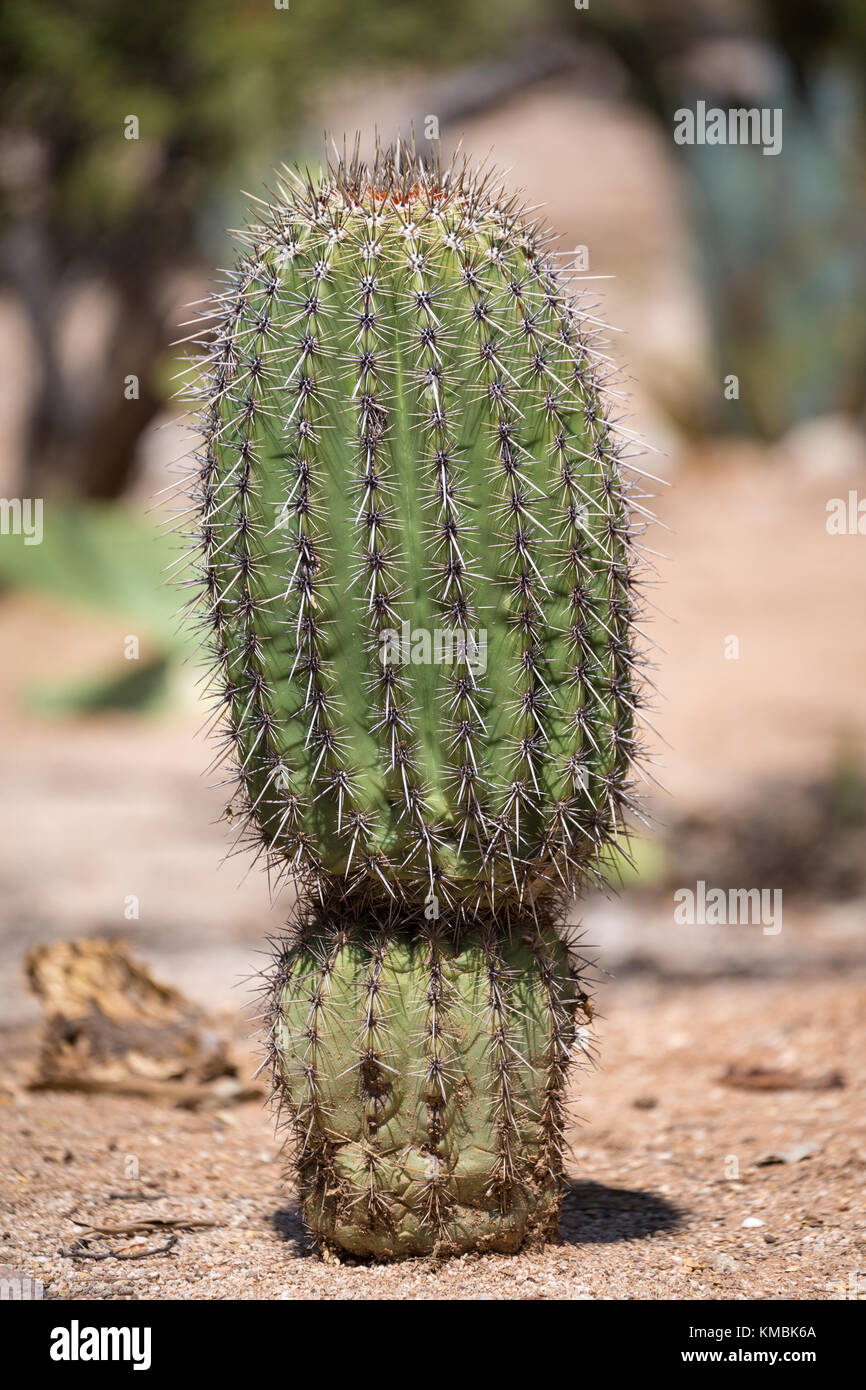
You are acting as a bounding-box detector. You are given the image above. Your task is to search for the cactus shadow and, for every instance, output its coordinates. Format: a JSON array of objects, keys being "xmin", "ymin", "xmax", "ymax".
[
  {"xmin": 558, "ymin": 1179, "xmax": 682, "ymax": 1245},
  {"xmin": 269, "ymin": 1205, "xmax": 317, "ymax": 1258},
  {"xmin": 270, "ymin": 1183, "xmax": 683, "ymax": 1258}
]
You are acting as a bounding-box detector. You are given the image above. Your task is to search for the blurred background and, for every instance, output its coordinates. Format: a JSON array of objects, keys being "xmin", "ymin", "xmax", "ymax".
[
  {"xmin": 0, "ymin": 0, "xmax": 864, "ymax": 1015},
  {"xmin": 1, "ymin": 0, "xmax": 866, "ymax": 1301}
]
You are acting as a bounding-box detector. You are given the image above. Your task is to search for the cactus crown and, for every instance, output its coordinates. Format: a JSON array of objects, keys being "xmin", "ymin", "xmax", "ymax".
[{"xmin": 182, "ymin": 137, "xmax": 650, "ymax": 919}]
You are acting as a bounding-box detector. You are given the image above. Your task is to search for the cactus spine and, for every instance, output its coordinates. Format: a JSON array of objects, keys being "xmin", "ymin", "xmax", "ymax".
[{"xmin": 183, "ymin": 139, "xmax": 648, "ymax": 1258}]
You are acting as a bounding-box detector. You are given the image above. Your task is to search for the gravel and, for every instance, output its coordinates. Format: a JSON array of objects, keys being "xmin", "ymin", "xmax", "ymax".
[{"xmin": 2, "ymin": 973, "xmax": 863, "ymax": 1301}]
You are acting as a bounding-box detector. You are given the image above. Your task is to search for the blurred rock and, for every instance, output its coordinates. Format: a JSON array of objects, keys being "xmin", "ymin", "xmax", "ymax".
[
  {"xmin": 754, "ymin": 1141, "xmax": 823, "ymax": 1166},
  {"xmin": 782, "ymin": 414, "xmax": 866, "ymax": 481}
]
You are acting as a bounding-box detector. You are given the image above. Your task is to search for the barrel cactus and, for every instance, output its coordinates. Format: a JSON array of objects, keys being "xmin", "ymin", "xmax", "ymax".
[{"xmin": 184, "ymin": 139, "xmax": 647, "ymax": 1259}]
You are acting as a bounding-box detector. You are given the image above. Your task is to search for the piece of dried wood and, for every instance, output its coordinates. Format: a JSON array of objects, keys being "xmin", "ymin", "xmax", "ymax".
[{"xmin": 719, "ymin": 1065, "xmax": 844, "ymax": 1092}]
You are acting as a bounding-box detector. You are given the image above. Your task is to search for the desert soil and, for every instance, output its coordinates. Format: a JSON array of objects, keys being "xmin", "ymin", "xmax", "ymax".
[{"xmin": 2, "ymin": 968, "xmax": 864, "ymax": 1301}]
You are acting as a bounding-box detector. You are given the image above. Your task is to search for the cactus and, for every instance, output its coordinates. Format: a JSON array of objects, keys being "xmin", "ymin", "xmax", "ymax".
[
  {"xmin": 271, "ymin": 907, "xmax": 589, "ymax": 1258},
  {"xmin": 182, "ymin": 138, "xmax": 648, "ymax": 1258}
]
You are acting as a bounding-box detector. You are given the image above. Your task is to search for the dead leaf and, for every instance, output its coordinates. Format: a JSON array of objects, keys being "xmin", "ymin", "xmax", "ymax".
[
  {"xmin": 71, "ymin": 1216, "xmax": 219, "ymax": 1236},
  {"xmin": 60, "ymin": 1235, "xmax": 179, "ymax": 1262},
  {"xmin": 28, "ymin": 1075, "xmax": 263, "ymax": 1107},
  {"xmin": 720, "ymin": 1066, "xmax": 844, "ymax": 1093},
  {"xmin": 24, "ymin": 938, "xmax": 249, "ymax": 1100}
]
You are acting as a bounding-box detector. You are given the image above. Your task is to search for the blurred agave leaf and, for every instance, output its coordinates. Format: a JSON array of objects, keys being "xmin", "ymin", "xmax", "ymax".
[
  {"xmin": 0, "ymin": 502, "xmax": 189, "ymax": 712},
  {"xmin": 602, "ymin": 834, "xmax": 670, "ymax": 891},
  {"xmin": 27, "ymin": 655, "xmax": 172, "ymax": 716},
  {"xmin": 0, "ymin": 502, "xmax": 186, "ymax": 645},
  {"xmin": 684, "ymin": 83, "xmax": 866, "ymax": 438}
]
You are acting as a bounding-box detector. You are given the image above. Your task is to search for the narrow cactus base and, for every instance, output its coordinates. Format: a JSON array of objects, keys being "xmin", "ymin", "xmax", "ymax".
[
  {"xmin": 271, "ymin": 907, "xmax": 587, "ymax": 1259},
  {"xmin": 306, "ymin": 1152, "xmax": 561, "ymax": 1261}
]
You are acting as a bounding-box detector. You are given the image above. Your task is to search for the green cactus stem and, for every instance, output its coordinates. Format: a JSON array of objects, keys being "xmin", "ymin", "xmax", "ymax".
[
  {"xmin": 181, "ymin": 137, "xmax": 650, "ymax": 1258},
  {"xmin": 272, "ymin": 903, "xmax": 593, "ymax": 1259}
]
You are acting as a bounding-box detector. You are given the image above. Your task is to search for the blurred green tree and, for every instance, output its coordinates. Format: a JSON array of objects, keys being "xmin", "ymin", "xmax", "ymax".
[
  {"xmin": 0, "ymin": 0, "xmax": 534, "ymax": 497},
  {"xmin": 1, "ymin": 0, "xmax": 863, "ymax": 500}
]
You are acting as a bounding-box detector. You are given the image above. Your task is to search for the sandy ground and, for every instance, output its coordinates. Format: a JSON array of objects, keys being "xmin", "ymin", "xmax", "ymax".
[{"xmin": 2, "ymin": 970, "xmax": 864, "ymax": 1301}]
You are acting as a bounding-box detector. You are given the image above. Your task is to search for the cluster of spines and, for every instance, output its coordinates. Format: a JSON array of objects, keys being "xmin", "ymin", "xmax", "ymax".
[
  {"xmin": 274, "ymin": 226, "xmax": 337, "ymax": 884},
  {"xmin": 417, "ymin": 926, "xmax": 453, "ymax": 1239},
  {"xmin": 264, "ymin": 898, "xmax": 595, "ymax": 1253},
  {"xmin": 173, "ymin": 136, "xmax": 659, "ymax": 911},
  {"xmin": 346, "ymin": 216, "xmax": 439, "ymax": 899},
  {"xmin": 190, "ymin": 257, "xmax": 303, "ymax": 881}
]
